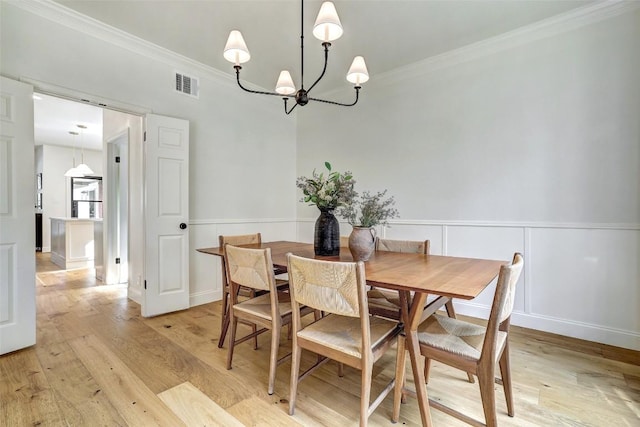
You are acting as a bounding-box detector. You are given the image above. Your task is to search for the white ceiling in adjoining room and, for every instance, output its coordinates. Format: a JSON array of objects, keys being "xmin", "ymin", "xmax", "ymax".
[{"xmin": 33, "ymin": 93, "xmax": 103, "ymax": 150}]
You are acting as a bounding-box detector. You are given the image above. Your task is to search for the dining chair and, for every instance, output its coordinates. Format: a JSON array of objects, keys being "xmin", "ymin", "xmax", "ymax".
[
  {"xmin": 224, "ymin": 245, "xmax": 318, "ymax": 395},
  {"xmin": 217, "ymin": 233, "xmax": 262, "ymax": 349},
  {"xmin": 287, "ymin": 253, "xmax": 401, "ymax": 427},
  {"xmin": 392, "ymin": 253, "xmax": 524, "ymax": 427}
]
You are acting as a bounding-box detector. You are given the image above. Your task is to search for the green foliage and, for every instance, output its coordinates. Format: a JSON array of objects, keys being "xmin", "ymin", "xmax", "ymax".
[
  {"xmin": 296, "ymin": 162, "xmax": 356, "ymax": 209},
  {"xmin": 338, "ymin": 190, "xmax": 399, "ymax": 227}
]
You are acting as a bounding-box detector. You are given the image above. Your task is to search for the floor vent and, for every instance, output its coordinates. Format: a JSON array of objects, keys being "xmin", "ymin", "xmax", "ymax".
[{"xmin": 175, "ymin": 72, "xmax": 199, "ymax": 98}]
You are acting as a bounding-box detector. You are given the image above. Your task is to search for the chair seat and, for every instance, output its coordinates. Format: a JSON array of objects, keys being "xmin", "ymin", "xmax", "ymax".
[
  {"xmin": 368, "ymin": 288, "xmax": 401, "ymax": 308},
  {"xmin": 297, "ymin": 314, "xmax": 399, "ymax": 359},
  {"xmin": 234, "ymin": 291, "xmax": 293, "ymax": 321},
  {"xmin": 368, "ymin": 289, "xmax": 448, "ymax": 311},
  {"xmin": 417, "ymin": 314, "xmax": 507, "ymax": 361}
]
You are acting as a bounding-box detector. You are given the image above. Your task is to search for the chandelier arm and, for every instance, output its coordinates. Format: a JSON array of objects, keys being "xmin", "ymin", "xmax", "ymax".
[
  {"xmin": 235, "ymin": 66, "xmax": 295, "ymax": 98},
  {"xmin": 309, "ymin": 86, "xmax": 361, "ymax": 107},
  {"xmin": 307, "ymin": 43, "xmax": 330, "ymax": 94},
  {"xmin": 284, "ymin": 98, "xmax": 298, "ymax": 115}
]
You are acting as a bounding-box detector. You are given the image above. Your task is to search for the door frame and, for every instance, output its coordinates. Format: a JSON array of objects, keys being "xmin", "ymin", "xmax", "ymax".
[{"xmin": 105, "ymin": 129, "xmax": 129, "ymax": 285}]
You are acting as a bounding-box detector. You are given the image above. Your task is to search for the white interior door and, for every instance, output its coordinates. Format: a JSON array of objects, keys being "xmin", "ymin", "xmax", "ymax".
[
  {"xmin": 0, "ymin": 77, "xmax": 36, "ymax": 354},
  {"xmin": 142, "ymin": 114, "xmax": 189, "ymax": 317}
]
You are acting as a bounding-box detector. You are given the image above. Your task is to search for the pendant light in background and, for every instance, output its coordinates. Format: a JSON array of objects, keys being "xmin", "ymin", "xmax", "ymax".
[
  {"xmin": 74, "ymin": 124, "xmax": 94, "ymax": 176},
  {"xmin": 64, "ymin": 131, "xmax": 83, "ymax": 177}
]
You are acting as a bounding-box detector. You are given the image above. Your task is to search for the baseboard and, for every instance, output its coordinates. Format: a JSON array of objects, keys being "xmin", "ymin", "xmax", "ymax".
[
  {"xmin": 190, "ymin": 289, "xmax": 221, "ymax": 308},
  {"xmin": 127, "ymin": 286, "xmax": 142, "ymax": 305},
  {"xmin": 455, "ymin": 302, "xmax": 640, "ymax": 351},
  {"xmin": 50, "ymin": 251, "xmax": 64, "ymax": 268}
]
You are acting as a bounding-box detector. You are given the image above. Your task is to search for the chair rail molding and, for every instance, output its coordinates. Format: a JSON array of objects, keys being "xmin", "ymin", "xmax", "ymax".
[{"xmin": 296, "ymin": 218, "xmax": 640, "ymax": 351}]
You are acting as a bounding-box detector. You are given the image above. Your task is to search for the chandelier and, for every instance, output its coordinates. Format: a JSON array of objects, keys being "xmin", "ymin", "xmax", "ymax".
[{"xmin": 223, "ymin": 1, "xmax": 369, "ymax": 115}]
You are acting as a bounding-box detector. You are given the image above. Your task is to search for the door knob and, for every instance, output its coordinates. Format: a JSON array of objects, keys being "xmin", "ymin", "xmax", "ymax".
[{"xmin": 179, "ymin": 223, "xmax": 187, "ymax": 230}]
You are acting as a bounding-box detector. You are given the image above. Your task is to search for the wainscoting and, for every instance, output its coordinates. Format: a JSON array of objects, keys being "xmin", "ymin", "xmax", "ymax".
[
  {"xmin": 190, "ymin": 218, "xmax": 639, "ymax": 351},
  {"xmin": 378, "ymin": 220, "xmax": 639, "ymax": 351},
  {"xmin": 189, "ymin": 219, "xmax": 298, "ymax": 308}
]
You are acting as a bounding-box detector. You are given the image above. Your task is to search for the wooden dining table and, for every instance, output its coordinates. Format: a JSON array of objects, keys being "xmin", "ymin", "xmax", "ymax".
[{"xmin": 197, "ymin": 241, "xmax": 506, "ymax": 426}]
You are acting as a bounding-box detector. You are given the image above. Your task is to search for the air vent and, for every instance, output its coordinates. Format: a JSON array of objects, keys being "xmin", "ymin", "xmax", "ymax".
[{"xmin": 175, "ymin": 72, "xmax": 199, "ymax": 98}]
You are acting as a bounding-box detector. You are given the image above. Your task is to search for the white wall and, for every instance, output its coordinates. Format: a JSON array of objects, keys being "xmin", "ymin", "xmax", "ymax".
[
  {"xmin": 1, "ymin": 2, "xmax": 297, "ymax": 305},
  {"xmin": 297, "ymin": 8, "xmax": 640, "ymax": 350},
  {"xmin": 40, "ymin": 144, "xmax": 103, "ymax": 252}
]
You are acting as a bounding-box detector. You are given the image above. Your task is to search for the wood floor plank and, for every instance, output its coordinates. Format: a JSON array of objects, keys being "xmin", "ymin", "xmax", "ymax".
[
  {"xmin": 68, "ymin": 334, "xmax": 185, "ymax": 426},
  {"xmin": 80, "ymin": 311, "xmax": 186, "ymax": 395},
  {"xmin": 158, "ymin": 381, "xmax": 244, "ymax": 427},
  {"xmin": 226, "ymin": 395, "xmax": 303, "ymax": 427},
  {"xmin": 624, "ymin": 373, "xmax": 640, "ymax": 390},
  {"xmin": 539, "ymin": 379, "xmax": 640, "ymax": 425},
  {"xmin": 35, "ymin": 311, "xmax": 66, "ymax": 347},
  {"xmin": 142, "ymin": 309, "xmax": 267, "ymax": 406},
  {"xmin": 35, "ymin": 340, "xmax": 128, "ymax": 425},
  {"xmin": 0, "ymin": 348, "xmax": 65, "ymax": 427}
]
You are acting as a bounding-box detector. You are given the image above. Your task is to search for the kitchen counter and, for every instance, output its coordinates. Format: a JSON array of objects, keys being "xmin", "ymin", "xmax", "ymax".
[{"xmin": 50, "ymin": 217, "xmax": 102, "ymax": 270}]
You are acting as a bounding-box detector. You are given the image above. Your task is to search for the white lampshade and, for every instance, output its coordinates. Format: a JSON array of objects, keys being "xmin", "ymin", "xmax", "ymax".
[
  {"xmin": 65, "ymin": 167, "xmax": 84, "ymax": 178},
  {"xmin": 313, "ymin": 2, "xmax": 343, "ymax": 42},
  {"xmin": 275, "ymin": 71, "xmax": 296, "ymax": 95},
  {"xmin": 346, "ymin": 56, "xmax": 369, "ymax": 85},
  {"xmin": 75, "ymin": 163, "xmax": 94, "ymax": 176},
  {"xmin": 223, "ymin": 30, "xmax": 251, "ymax": 65}
]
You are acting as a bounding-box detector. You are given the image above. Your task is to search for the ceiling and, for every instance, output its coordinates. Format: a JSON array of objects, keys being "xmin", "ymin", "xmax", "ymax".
[
  {"xmin": 34, "ymin": 93, "xmax": 104, "ymax": 150},
  {"xmin": 36, "ymin": 0, "xmax": 594, "ymax": 148}
]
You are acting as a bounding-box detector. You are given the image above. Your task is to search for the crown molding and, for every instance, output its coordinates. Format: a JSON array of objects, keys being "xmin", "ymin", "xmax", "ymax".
[
  {"xmin": 319, "ymin": 0, "xmax": 640, "ymax": 96},
  {"xmin": 9, "ymin": 0, "xmax": 639, "ymax": 99},
  {"xmin": 5, "ymin": 0, "xmax": 244, "ymax": 91}
]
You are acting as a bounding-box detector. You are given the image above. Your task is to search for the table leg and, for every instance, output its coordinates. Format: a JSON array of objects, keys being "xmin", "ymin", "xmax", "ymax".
[{"xmin": 400, "ymin": 290, "xmax": 433, "ymax": 427}]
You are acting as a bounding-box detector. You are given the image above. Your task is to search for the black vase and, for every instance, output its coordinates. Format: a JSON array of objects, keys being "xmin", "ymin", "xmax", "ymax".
[{"xmin": 314, "ymin": 207, "xmax": 340, "ymax": 256}]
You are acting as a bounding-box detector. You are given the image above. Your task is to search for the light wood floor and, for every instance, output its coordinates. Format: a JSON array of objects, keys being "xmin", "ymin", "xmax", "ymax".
[{"xmin": 1, "ymin": 253, "xmax": 638, "ymax": 426}]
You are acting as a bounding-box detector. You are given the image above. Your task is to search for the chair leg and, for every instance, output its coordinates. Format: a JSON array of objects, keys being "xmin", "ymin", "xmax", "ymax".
[
  {"xmin": 250, "ymin": 290, "xmax": 259, "ymax": 350},
  {"xmin": 338, "ymin": 362, "xmax": 344, "ymax": 377},
  {"xmin": 268, "ymin": 326, "xmax": 279, "ymax": 395},
  {"xmin": 392, "ymin": 334, "xmax": 407, "ymax": 422},
  {"xmin": 226, "ymin": 316, "xmax": 238, "ymax": 370},
  {"xmin": 289, "ymin": 342, "xmax": 302, "ymax": 415},
  {"xmin": 445, "ymin": 299, "xmax": 456, "ymax": 318},
  {"xmin": 360, "ymin": 362, "xmax": 372, "ymax": 427},
  {"xmin": 218, "ymin": 288, "xmax": 230, "ymax": 348},
  {"xmin": 499, "ymin": 342, "xmax": 514, "ymax": 417},
  {"xmin": 423, "ymin": 357, "xmax": 432, "ymax": 384},
  {"xmin": 477, "ymin": 368, "xmax": 498, "ymax": 427},
  {"xmin": 252, "ymin": 324, "xmax": 259, "ymax": 350}
]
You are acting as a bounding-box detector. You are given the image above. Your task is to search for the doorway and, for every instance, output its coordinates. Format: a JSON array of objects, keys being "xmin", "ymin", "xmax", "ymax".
[{"xmin": 33, "ymin": 93, "xmax": 139, "ymax": 288}]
